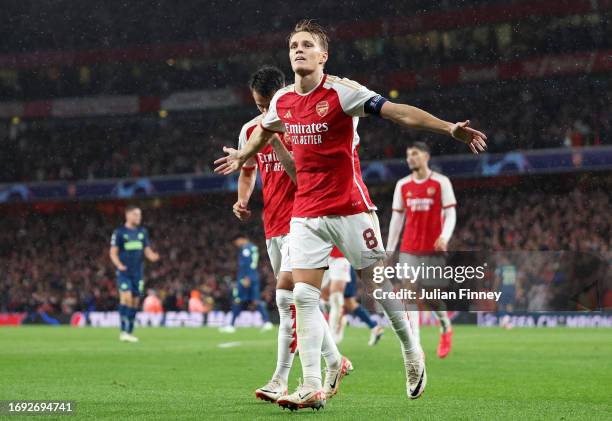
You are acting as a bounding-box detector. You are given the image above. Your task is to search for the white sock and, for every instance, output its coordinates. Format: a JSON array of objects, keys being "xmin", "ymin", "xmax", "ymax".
[
  {"xmin": 408, "ymin": 311, "xmax": 420, "ymax": 347},
  {"xmin": 328, "ymin": 292, "xmax": 344, "ymax": 339},
  {"xmin": 272, "ymin": 289, "xmax": 296, "ymax": 384},
  {"xmin": 362, "ymin": 266, "xmax": 420, "ymax": 357},
  {"xmin": 434, "ymin": 310, "xmax": 451, "ymax": 334},
  {"xmin": 319, "ymin": 306, "xmax": 341, "ymax": 370},
  {"xmin": 293, "ymin": 283, "xmax": 324, "ymax": 389}
]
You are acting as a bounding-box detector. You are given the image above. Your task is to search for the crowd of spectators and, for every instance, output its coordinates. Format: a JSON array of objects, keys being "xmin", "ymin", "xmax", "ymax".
[
  {"xmin": 3, "ymin": 0, "xmax": 499, "ymax": 54},
  {"xmin": 1, "ymin": 183, "xmax": 610, "ymax": 315},
  {"xmin": 2, "ymin": 76, "xmax": 610, "ymax": 183},
  {"xmin": 1, "ymin": 9, "xmax": 609, "ymax": 100}
]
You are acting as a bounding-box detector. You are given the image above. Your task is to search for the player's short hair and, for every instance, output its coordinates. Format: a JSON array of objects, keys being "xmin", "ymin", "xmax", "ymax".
[
  {"xmin": 288, "ymin": 19, "xmax": 329, "ymax": 52},
  {"xmin": 125, "ymin": 205, "xmax": 140, "ymax": 213},
  {"xmin": 248, "ymin": 66, "xmax": 285, "ymax": 98},
  {"xmin": 407, "ymin": 142, "xmax": 431, "ymax": 154},
  {"xmin": 232, "ymin": 233, "xmax": 248, "ymax": 241}
]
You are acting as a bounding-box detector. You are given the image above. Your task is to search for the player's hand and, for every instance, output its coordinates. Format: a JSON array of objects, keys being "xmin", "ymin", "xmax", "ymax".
[
  {"xmin": 214, "ymin": 147, "xmax": 244, "ymax": 175},
  {"xmin": 150, "ymin": 252, "xmax": 160, "ymax": 262},
  {"xmin": 117, "ymin": 263, "xmax": 128, "ymax": 272},
  {"xmin": 240, "ymin": 276, "xmax": 251, "ymax": 287},
  {"xmin": 450, "ymin": 120, "xmax": 487, "ymax": 154},
  {"xmin": 232, "ymin": 200, "xmax": 252, "ymax": 221},
  {"xmin": 384, "ymin": 250, "xmax": 396, "ymax": 267},
  {"xmin": 434, "ymin": 237, "xmax": 448, "ymax": 252}
]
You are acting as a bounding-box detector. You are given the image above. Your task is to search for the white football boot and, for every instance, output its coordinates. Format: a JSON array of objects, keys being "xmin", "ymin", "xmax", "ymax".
[
  {"xmin": 323, "ymin": 356, "xmax": 353, "ymax": 399},
  {"xmin": 260, "ymin": 321, "xmax": 274, "ymax": 332},
  {"xmin": 218, "ymin": 325, "xmax": 236, "ymax": 333},
  {"xmin": 277, "ymin": 384, "xmax": 326, "ymax": 411},
  {"xmin": 255, "ymin": 377, "xmax": 287, "ymax": 403},
  {"xmin": 405, "ymin": 350, "xmax": 427, "ymax": 399},
  {"xmin": 368, "ymin": 325, "xmax": 384, "ymax": 346}
]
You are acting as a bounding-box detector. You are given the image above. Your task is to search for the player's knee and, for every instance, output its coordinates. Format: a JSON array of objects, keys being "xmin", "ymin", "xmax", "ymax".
[
  {"xmin": 275, "ymin": 288, "xmax": 294, "ymax": 310},
  {"xmin": 293, "ymin": 283, "xmax": 319, "ymax": 307},
  {"xmin": 119, "ymin": 291, "xmax": 131, "ymax": 305},
  {"xmin": 345, "ymin": 298, "xmax": 358, "ymax": 312}
]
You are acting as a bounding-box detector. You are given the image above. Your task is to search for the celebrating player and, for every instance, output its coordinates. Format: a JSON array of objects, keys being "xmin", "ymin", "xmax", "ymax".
[
  {"xmin": 322, "ymin": 246, "xmax": 384, "ymax": 345},
  {"xmin": 386, "ymin": 142, "xmax": 457, "ymax": 358},
  {"xmin": 214, "ymin": 20, "xmax": 486, "ymax": 409},
  {"xmin": 219, "ymin": 233, "xmax": 273, "ymax": 333},
  {"xmin": 109, "ymin": 205, "xmax": 160, "ymax": 343},
  {"xmin": 231, "ymin": 66, "xmax": 352, "ymax": 404}
]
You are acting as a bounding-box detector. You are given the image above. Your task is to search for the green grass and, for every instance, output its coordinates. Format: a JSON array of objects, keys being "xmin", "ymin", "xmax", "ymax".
[{"xmin": 0, "ymin": 326, "xmax": 611, "ymax": 420}]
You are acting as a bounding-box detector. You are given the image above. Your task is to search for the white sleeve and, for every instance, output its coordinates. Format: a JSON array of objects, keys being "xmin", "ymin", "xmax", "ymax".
[
  {"xmin": 440, "ymin": 176, "xmax": 457, "ymax": 208},
  {"xmin": 237, "ymin": 124, "xmax": 257, "ymax": 169},
  {"xmin": 333, "ymin": 77, "xmax": 380, "ymax": 118},
  {"xmin": 260, "ymin": 90, "xmax": 287, "ymax": 133},
  {"xmin": 440, "ymin": 206, "xmax": 456, "ymax": 242},
  {"xmin": 392, "ymin": 180, "xmax": 405, "ymax": 211},
  {"xmin": 387, "ymin": 180, "xmax": 406, "ymax": 252},
  {"xmin": 386, "ymin": 210, "xmax": 405, "ymax": 253}
]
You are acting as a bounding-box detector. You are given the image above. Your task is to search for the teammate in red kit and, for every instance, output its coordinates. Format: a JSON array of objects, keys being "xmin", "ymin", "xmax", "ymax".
[
  {"xmin": 232, "ymin": 66, "xmax": 352, "ymax": 404},
  {"xmin": 386, "ymin": 142, "xmax": 457, "ymax": 358},
  {"xmin": 215, "ymin": 20, "xmax": 486, "ymax": 410}
]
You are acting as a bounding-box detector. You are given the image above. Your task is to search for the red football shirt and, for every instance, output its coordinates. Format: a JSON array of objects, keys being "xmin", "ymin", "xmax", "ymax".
[
  {"xmin": 238, "ymin": 115, "xmax": 296, "ymax": 239},
  {"xmin": 392, "ymin": 171, "xmax": 456, "ymax": 254},
  {"xmin": 261, "ymin": 74, "xmax": 378, "ymax": 218}
]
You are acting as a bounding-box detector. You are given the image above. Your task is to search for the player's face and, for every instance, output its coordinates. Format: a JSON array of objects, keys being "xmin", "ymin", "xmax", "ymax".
[
  {"xmin": 289, "ymin": 32, "xmax": 328, "ymax": 76},
  {"xmin": 406, "ymin": 148, "xmax": 429, "ymax": 171},
  {"xmin": 126, "ymin": 208, "xmax": 142, "ymax": 226},
  {"xmin": 251, "ymin": 90, "xmax": 272, "ymax": 114}
]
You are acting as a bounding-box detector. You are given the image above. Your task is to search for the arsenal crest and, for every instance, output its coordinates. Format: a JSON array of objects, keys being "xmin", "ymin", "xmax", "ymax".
[
  {"xmin": 316, "ymin": 101, "xmax": 329, "ymax": 117},
  {"xmin": 427, "ymin": 187, "xmax": 436, "ymax": 196}
]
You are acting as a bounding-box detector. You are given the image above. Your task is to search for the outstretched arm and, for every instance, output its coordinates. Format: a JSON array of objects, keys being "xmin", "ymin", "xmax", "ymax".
[
  {"xmin": 214, "ymin": 125, "xmax": 275, "ymax": 175},
  {"xmin": 379, "ymin": 102, "xmax": 487, "ymax": 154}
]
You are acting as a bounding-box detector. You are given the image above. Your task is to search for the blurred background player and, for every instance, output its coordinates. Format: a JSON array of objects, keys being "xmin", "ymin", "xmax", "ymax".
[
  {"xmin": 142, "ymin": 289, "xmax": 163, "ymax": 313},
  {"xmin": 220, "ymin": 234, "xmax": 273, "ymax": 333},
  {"xmin": 233, "ymin": 66, "xmax": 352, "ymax": 402},
  {"xmin": 321, "ymin": 246, "xmax": 383, "ymax": 345},
  {"xmin": 109, "ymin": 205, "xmax": 160, "ymax": 343},
  {"xmin": 386, "ymin": 142, "xmax": 457, "ymax": 358}
]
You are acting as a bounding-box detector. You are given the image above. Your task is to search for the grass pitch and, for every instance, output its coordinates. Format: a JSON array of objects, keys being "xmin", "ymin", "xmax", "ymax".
[{"xmin": 1, "ymin": 326, "xmax": 611, "ymax": 420}]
